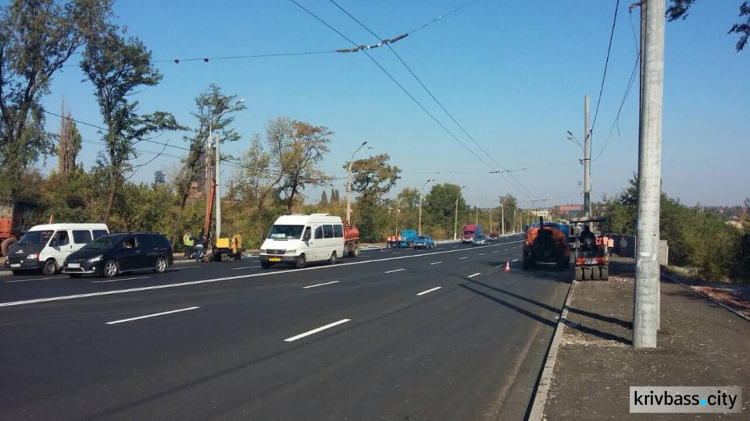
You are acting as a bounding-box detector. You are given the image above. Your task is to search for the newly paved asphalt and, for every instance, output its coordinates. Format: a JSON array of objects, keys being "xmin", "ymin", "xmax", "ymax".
[{"xmin": 0, "ymin": 235, "xmax": 571, "ymax": 420}]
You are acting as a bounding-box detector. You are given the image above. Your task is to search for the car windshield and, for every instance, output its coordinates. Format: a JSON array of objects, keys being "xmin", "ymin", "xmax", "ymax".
[
  {"xmin": 463, "ymin": 230, "xmax": 475, "ymax": 235},
  {"xmin": 83, "ymin": 234, "xmax": 127, "ymax": 250},
  {"xmin": 18, "ymin": 230, "xmax": 54, "ymax": 245},
  {"xmin": 418, "ymin": 236, "xmax": 428, "ymax": 240},
  {"xmin": 267, "ymin": 225, "xmax": 304, "ymax": 240}
]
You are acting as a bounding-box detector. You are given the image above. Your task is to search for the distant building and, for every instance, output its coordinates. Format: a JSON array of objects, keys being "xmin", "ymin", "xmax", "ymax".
[{"xmin": 555, "ymin": 204, "xmax": 583, "ymax": 219}]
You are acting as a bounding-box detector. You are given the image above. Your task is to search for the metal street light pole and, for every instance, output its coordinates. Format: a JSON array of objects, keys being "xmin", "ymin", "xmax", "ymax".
[
  {"xmin": 346, "ymin": 141, "xmax": 372, "ymax": 225},
  {"xmin": 454, "ymin": 186, "xmax": 467, "ymax": 241},
  {"xmin": 213, "ymin": 98, "xmax": 244, "ymax": 240},
  {"xmin": 418, "ymin": 179, "xmax": 434, "ymax": 235}
]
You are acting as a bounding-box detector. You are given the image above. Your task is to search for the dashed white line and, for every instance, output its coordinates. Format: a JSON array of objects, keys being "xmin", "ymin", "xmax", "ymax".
[
  {"xmin": 106, "ymin": 306, "xmax": 199, "ymax": 325},
  {"xmin": 92, "ymin": 276, "xmax": 149, "ymax": 284},
  {"xmin": 5, "ymin": 276, "xmax": 59, "ymax": 283},
  {"xmin": 512, "ymin": 259, "xmax": 520, "ymax": 263},
  {"xmin": 478, "ymin": 253, "xmax": 485, "ymax": 256},
  {"xmin": 468, "ymin": 272, "xmax": 481, "ymax": 278},
  {"xmin": 230, "ymin": 266, "xmax": 255, "ymax": 271},
  {"xmin": 385, "ymin": 268, "xmax": 405, "ymax": 274},
  {"xmin": 430, "ymin": 261, "xmax": 443, "ymax": 265},
  {"xmin": 493, "ymin": 251, "xmax": 499, "ymax": 254},
  {"xmin": 459, "ymin": 257, "xmax": 468, "ymax": 260},
  {"xmin": 416, "ymin": 286, "xmax": 442, "ymax": 296},
  {"xmin": 284, "ymin": 319, "xmax": 351, "ymax": 342},
  {"xmin": 303, "ymin": 281, "xmax": 340, "ymax": 289}
]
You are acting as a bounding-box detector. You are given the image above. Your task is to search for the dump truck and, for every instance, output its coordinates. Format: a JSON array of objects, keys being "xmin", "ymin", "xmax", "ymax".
[
  {"xmin": 522, "ymin": 217, "xmax": 570, "ymax": 270},
  {"xmin": 387, "ymin": 229, "xmax": 418, "ymax": 248},
  {"xmin": 0, "ymin": 200, "xmax": 38, "ymax": 257}
]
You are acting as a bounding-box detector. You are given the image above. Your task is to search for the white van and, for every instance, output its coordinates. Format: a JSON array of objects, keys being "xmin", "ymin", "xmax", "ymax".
[
  {"xmin": 4, "ymin": 223, "xmax": 109, "ymax": 275},
  {"xmin": 259, "ymin": 214, "xmax": 345, "ymax": 269}
]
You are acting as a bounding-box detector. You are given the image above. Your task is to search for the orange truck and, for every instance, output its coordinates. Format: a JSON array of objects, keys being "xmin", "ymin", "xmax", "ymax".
[
  {"xmin": 0, "ymin": 200, "xmax": 38, "ymax": 257},
  {"xmin": 522, "ymin": 218, "xmax": 571, "ymax": 270}
]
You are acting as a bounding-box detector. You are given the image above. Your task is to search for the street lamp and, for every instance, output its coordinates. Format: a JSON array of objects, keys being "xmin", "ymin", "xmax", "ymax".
[
  {"xmin": 211, "ymin": 98, "xmax": 244, "ymax": 240},
  {"xmin": 346, "ymin": 141, "xmax": 373, "ymax": 225},
  {"xmin": 418, "ymin": 179, "xmax": 434, "ymax": 235},
  {"xmin": 453, "ymin": 186, "xmax": 467, "ymax": 241}
]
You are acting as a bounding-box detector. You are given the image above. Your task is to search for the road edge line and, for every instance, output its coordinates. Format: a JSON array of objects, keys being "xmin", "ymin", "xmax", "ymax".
[{"xmin": 527, "ymin": 279, "xmax": 576, "ymax": 421}]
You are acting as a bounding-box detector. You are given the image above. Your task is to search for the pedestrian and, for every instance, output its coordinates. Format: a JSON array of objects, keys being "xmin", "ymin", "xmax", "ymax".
[
  {"xmin": 183, "ymin": 231, "xmax": 194, "ymax": 260},
  {"xmin": 607, "ymin": 236, "xmax": 615, "ymax": 257},
  {"xmin": 620, "ymin": 237, "xmax": 629, "ymax": 257},
  {"xmin": 194, "ymin": 234, "xmax": 206, "ymax": 262}
]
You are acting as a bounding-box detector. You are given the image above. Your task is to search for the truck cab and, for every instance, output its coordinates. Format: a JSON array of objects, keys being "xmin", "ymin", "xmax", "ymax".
[{"xmin": 461, "ymin": 224, "xmax": 482, "ymax": 243}]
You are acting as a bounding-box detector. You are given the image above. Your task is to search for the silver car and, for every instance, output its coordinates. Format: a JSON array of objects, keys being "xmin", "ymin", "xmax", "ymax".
[{"xmin": 472, "ymin": 234, "xmax": 489, "ymax": 246}]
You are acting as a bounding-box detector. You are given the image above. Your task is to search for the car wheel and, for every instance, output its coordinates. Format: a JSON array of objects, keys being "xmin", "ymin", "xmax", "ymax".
[
  {"xmin": 42, "ymin": 259, "xmax": 58, "ymax": 275},
  {"xmin": 68, "ymin": 274, "xmax": 82, "ymax": 278},
  {"xmin": 295, "ymin": 254, "xmax": 307, "ymax": 269},
  {"xmin": 103, "ymin": 260, "xmax": 119, "ymax": 278},
  {"xmin": 154, "ymin": 256, "xmax": 167, "ymax": 274},
  {"xmin": 329, "ymin": 251, "xmax": 337, "ymax": 265}
]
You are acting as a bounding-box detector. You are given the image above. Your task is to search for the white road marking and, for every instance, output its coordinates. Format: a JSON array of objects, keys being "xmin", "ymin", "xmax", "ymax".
[
  {"xmin": 230, "ymin": 266, "xmax": 255, "ymax": 271},
  {"xmin": 479, "ymin": 253, "xmax": 485, "ymax": 256},
  {"xmin": 5, "ymin": 276, "xmax": 59, "ymax": 283},
  {"xmin": 430, "ymin": 261, "xmax": 443, "ymax": 265},
  {"xmin": 512, "ymin": 259, "xmax": 520, "ymax": 262},
  {"xmin": 385, "ymin": 268, "xmax": 405, "ymax": 274},
  {"xmin": 391, "ymin": 252, "xmax": 402, "ymax": 255},
  {"xmin": 495, "ymin": 264, "xmax": 505, "ymax": 268},
  {"xmin": 106, "ymin": 306, "xmax": 199, "ymax": 325},
  {"xmin": 493, "ymin": 251, "xmax": 499, "ymax": 254},
  {"xmin": 91, "ymin": 276, "xmax": 150, "ymax": 284},
  {"xmin": 459, "ymin": 257, "xmax": 468, "ymax": 260},
  {"xmin": 0, "ymin": 240, "xmax": 525, "ymax": 308},
  {"xmin": 468, "ymin": 273, "xmax": 481, "ymax": 278},
  {"xmin": 416, "ymin": 286, "xmax": 442, "ymax": 296},
  {"xmin": 284, "ymin": 319, "xmax": 351, "ymax": 342},
  {"xmin": 303, "ymin": 281, "xmax": 340, "ymax": 289},
  {"xmin": 172, "ymin": 266, "xmax": 199, "ymax": 270}
]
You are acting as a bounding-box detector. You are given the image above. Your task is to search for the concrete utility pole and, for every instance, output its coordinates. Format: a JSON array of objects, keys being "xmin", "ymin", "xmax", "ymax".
[
  {"xmin": 513, "ymin": 207, "xmax": 516, "ymax": 233},
  {"xmin": 454, "ymin": 186, "xmax": 466, "ymax": 241},
  {"xmin": 346, "ymin": 141, "xmax": 371, "ymax": 225},
  {"xmin": 583, "ymin": 95, "xmax": 592, "ymax": 217},
  {"xmin": 213, "ymin": 98, "xmax": 244, "ymax": 240},
  {"xmin": 418, "ymin": 179, "xmax": 434, "ymax": 235},
  {"xmin": 501, "ymin": 199, "xmax": 505, "ymax": 235},
  {"xmin": 634, "ymin": 0, "xmax": 665, "ymax": 349}
]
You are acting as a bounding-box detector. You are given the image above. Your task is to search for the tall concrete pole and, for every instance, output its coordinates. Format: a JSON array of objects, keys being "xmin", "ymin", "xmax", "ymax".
[
  {"xmin": 346, "ymin": 141, "xmax": 368, "ymax": 225},
  {"xmin": 214, "ymin": 131, "xmax": 222, "ymax": 239},
  {"xmin": 584, "ymin": 95, "xmax": 592, "ymax": 217},
  {"xmin": 634, "ymin": 0, "xmax": 665, "ymax": 349},
  {"xmin": 501, "ymin": 200, "xmax": 505, "ymax": 235},
  {"xmin": 453, "ymin": 186, "xmax": 465, "ymax": 241}
]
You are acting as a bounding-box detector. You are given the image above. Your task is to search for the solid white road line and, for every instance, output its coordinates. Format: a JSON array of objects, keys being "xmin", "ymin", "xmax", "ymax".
[
  {"xmin": 0, "ymin": 240, "xmax": 525, "ymax": 308},
  {"xmin": 385, "ymin": 268, "xmax": 405, "ymax": 274},
  {"xmin": 459, "ymin": 257, "xmax": 468, "ymax": 260},
  {"xmin": 5, "ymin": 276, "xmax": 59, "ymax": 283},
  {"xmin": 230, "ymin": 266, "xmax": 255, "ymax": 271},
  {"xmin": 416, "ymin": 286, "xmax": 442, "ymax": 296},
  {"xmin": 303, "ymin": 281, "xmax": 340, "ymax": 289},
  {"xmin": 468, "ymin": 273, "xmax": 481, "ymax": 278},
  {"xmin": 479, "ymin": 253, "xmax": 485, "ymax": 256},
  {"xmin": 284, "ymin": 319, "xmax": 351, "ymax": 342},
  {"xmin": 512, "ymin": 259, "xmax": 520, "ymax": 263},
  {"xmin": 430, "ymin": 262, "xmax": 443, "ymax": 265},
  {"xmin": 92, "ymin": 276, "xmax": 150, "ymax": 284},
  {"xmin": 106, "ymin": 306, "xmax": 199, "ymax": 325}
]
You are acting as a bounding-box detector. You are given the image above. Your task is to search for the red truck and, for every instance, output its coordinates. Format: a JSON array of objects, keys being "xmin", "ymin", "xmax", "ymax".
[
  {"xmin": 461, "ymin": 224, "xmax": 482, "ymax": 243},
  {"xmin": 0, "ymin": 200, "xmax": 38, "ymax": 257}
]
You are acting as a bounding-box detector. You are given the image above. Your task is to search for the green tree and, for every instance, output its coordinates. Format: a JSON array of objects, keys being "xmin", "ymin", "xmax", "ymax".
[
  {"xmin": 347, "ymin": 154, "xmax": 401, "ymax": 240},
  {"xmin": 319, "ymin": 191, "xmax": 329, "ymax": 207},
  {"xmin": 81, "ymin": 24, "xmax": 181, "ymax": 223},
  {"xmin": 667, "ymin": 0, "xmax": 750, "ymax": 51},
  {"xmin": 0, "ymin": 0, "xmax": 113, "ymax": 198},
  {"xmin": 56, "ymin": 103, "xmax": 82, "ymax": 176},
  {"xmin": 424, "ymin": 183, "xmax": 469, "ymax": 239}
]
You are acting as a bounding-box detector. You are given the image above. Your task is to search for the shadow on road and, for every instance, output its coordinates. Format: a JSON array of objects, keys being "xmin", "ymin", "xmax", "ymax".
[{"xmin": 458, "ymin": 284, "xmax": 557, "ymax": 328}]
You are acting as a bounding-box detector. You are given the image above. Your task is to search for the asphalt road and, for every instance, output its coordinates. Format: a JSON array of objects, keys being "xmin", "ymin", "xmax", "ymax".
[{"xmin": 0, "ymin": 235, "xmax": 571, "ymax": 420}]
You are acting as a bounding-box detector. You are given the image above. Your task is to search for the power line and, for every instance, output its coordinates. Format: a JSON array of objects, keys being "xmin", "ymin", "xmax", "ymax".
[
  {"xmin": 407, "ymin": 0, "xmax": 480, "ymax": 35},
  {"xmin": 155, "ymin": 50, "xmax": 337, "ymax": 64},
  {"xmin": 326, "ymin": 0, "xmax": 538, "ymax": 200},
  {"xmin": 590, "ymin": 0, "xmax": 621, "ymax": 134}
]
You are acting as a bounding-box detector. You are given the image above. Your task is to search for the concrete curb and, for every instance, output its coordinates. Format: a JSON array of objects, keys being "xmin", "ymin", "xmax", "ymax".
[
  {"xmin": 662, "ymin": 272, "xmax": 750, "ymax": 323},
  {"xmin": 528, "ymin": 279, "xmax": 577, "ymax": 421}
]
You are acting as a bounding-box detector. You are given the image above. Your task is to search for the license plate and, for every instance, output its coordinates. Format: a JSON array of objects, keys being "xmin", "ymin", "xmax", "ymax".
[
  {"xmin": 10, "ymin": 263, "xmax": 21, "ymax": 268},
  {"xmin": 585, "ymin": 259, "xmax": 598, "ymax": 265},
  {"xmin": 269, "ymin": 257, "xmax": 281, "ymax": 262},
  {"xmin": 68, "ymin": 263, "xmax": 80, "ymax": 268}
]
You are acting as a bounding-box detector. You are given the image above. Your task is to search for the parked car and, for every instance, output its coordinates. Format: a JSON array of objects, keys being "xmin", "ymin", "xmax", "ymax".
[
  {"xmin": 62, "ymin": 232, "xmax": 173, "ymax": 278},
  {"xmin": 472, "ymin": 234, "xmax": 489, "ymax": 246},
  {"xmin": 413, "ymin": 235, "xmax": 436, "ymax": 249},
  {"xmin": 4, "ymin": 223, "xmax": 109, "ymax": 275}
]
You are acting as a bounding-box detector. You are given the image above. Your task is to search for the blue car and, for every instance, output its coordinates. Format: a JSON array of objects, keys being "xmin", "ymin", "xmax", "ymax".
[{"xmin": 413, "ymin": 235, "xmax": 436, "ymax": 249}]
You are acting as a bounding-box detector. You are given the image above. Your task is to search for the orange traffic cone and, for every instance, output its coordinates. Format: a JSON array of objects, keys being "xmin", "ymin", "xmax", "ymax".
[{"xmin": 504, "ymin": 261, "xmax": 511, "ymax": 273}]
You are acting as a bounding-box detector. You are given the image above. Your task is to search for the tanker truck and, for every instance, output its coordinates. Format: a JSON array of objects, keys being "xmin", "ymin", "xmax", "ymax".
[{"xmin": 522, "ymin": 217, "xmax": 571, "ymax": 270}]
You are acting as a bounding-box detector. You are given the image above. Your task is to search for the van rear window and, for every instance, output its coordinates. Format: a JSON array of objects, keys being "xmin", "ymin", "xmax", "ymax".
[
  {"xmin": 72, "ymin": 230, "xmax": 92, "ymax": 244},
  {"xmin": 333, "ymin": 225, "xmax": 343, "ymax": 238},
  {"xmin": 93, "ymin": 230, "xmax": 108, "ymax": 239}
]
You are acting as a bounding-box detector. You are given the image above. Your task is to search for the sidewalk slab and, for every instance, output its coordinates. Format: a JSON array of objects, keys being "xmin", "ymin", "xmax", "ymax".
[{"xmin": 544, "ymin": 259, "xmax": 750, "ymax": 420}]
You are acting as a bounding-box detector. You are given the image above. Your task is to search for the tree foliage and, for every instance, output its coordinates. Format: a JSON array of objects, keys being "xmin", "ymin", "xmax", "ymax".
[
  {"xmin": 423, "ymin": 183, "xmax": 470, "ymax": 239},
  {"xmin": 667, "ymin": 0, "xmax": 750, "ymax": 51},
  {"xmin": 56, "ymin": 103, "xmax": 82, "ymax": 176},
  {"xmin": 0, "ymin": 0, "xmax": 113, "ymax": 197}
]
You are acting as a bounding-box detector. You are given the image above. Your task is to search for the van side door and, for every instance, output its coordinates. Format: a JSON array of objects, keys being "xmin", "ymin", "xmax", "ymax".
[
  {"xmin": 71, "ymin": 229, "xmax": 93, "ymax": 252},
  {"xmin": 312, "ymin": 225, "xmax": 324, "ymax": 261},
  {"xmin": 48, "ymin": 230, "xmax": 73, "ymax": 266}
]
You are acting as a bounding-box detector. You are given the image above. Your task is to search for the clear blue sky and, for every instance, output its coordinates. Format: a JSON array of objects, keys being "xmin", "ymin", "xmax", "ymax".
[{"xmin": 41, "ymin": 0, "xmax": 749, "ymax": 207}]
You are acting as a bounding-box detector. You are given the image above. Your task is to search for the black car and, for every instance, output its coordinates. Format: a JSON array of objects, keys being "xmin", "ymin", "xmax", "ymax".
[{"xmin": 62, "ymin": 232, "xmax": 174, "ymax": 278}]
